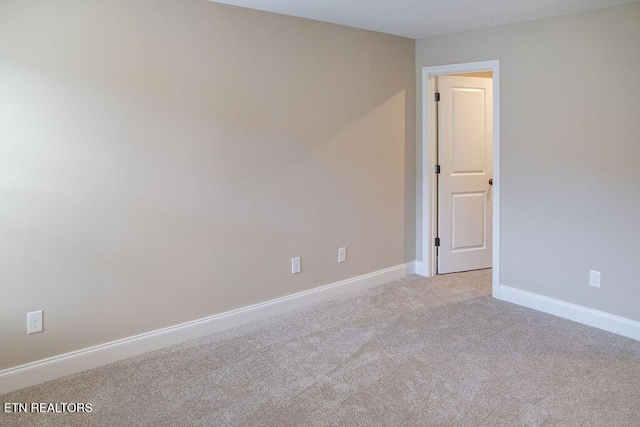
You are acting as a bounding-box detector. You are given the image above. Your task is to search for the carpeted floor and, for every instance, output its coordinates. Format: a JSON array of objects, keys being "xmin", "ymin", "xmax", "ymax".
[{"xmin": 2, "ymin": 269, "xmax": 640, "ymax": 426}]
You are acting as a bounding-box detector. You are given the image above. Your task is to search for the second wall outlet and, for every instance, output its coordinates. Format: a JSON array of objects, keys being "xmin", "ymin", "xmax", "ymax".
[
  {"xmin": 292, "ymin": 257, "xmax": 301, "ymax": 274},
  {"xmin": 27, "ymin": 310, "xmax": 43, "ymax": 334},
  {"xmin": 338, "ymin": 247, "xmax": 347, "ymax": 263},
  {"xmin": 589, "ymin": 270, "xmax": 601, "ymax": 288}
]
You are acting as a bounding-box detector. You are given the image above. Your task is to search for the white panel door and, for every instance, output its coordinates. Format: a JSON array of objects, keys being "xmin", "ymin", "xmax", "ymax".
[{"xmin": 437, "ymin": 75, "xmax": 493, "ymax": 274}]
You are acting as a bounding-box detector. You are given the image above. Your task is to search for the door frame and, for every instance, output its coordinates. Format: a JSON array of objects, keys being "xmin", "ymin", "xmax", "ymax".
[{"xmin": 416, "ymin": 60, "xmax": 501, "ymax": 299}]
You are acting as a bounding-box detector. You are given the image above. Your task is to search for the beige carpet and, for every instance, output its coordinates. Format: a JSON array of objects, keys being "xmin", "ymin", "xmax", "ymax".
[{"xmin": 2, "ymin": 269, "xmax": 640, "ymax": 426}]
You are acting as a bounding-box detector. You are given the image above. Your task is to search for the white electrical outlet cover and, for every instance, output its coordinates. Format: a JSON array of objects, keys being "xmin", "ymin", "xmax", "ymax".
[
  {"xmin": 338, "ymin": 247, "xmax": 347, "ymax": 263},
  {"xmin": 292, "ymin": 257, "xmax": 301, "ymax": 274},
  {"xmin": 589, "ymin": 270, "xmax": 601, "ymax": 288},
  {"xmin": 27, "ymin": 310, "xmax": 43, "ymax": 334}
]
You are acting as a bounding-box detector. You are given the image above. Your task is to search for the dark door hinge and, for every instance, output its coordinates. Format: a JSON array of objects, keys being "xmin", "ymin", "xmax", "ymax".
[
  {"xmin": 435, "ymin": 237, "xmax": 440, "ymax": 247},
  {"xmin": 435, "ymin": 164, "xmax": 441, "ymax": 174},
  {"xmin": 434, "ymin": 92, "xmax": 440, "ymax": 102}
]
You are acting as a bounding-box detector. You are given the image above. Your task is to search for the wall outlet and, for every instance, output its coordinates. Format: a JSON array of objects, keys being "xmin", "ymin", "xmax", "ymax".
[
  {"xmin": 338, "ymin": 247, "xmax": 347, "ymax": 263},
  {"xmin": 27, "ymin": 310, "xmax": 43, "ymax": 334},
  {"xmin": 589, "ymin": 270, "xmax": 601, "ymax": 288},
  {"xmin": 292, "ymin": 257, "xmax": 301, "ymax": 274}
]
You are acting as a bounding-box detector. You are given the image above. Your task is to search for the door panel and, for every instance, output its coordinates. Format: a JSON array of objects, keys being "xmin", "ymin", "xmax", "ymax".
[
  {"xmin": 451, "ymin": 192, "xmax": 486, "ymax": 251},
  {"xmin": 438, "ymin": 76, "xmax": 493, "ymax": 274},
  {"xmin": 452, "ymin": 89, "xmax": 486, "ymax": 174}
]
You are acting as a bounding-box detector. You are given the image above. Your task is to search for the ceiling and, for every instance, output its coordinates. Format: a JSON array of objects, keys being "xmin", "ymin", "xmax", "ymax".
[{"xmin": 209, "ymin": 0, "xmax": 636, "ymax": 39}]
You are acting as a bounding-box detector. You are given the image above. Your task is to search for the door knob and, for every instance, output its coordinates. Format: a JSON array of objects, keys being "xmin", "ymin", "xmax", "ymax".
[{"xmin": 489, "ymin": 179, "xmax": 493, "ymax": 185}]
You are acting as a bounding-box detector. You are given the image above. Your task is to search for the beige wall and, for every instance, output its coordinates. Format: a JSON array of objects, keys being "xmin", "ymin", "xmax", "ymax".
[
  {"xmin": 417, "ymin": 3, "xmax": 640, "ymax": 320},
  {"xmin": 0, "ymin": 0, "xmax": 415, "ymax": 370}
]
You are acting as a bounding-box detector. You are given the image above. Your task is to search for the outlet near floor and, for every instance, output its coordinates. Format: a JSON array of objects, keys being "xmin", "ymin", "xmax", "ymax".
[
  {"xmin": 27, "ymin": 310, "xmax": 43, "ymax": 334},
  {"xmin": 338, "ymin": 247, "xmax": 347, "ymax": 263},
  {"xmin": 292, "ymin": 257, "xmax": 301, "ymax": 274},
  {"xmin": 589, "ymin": 270, "xmax": 601, "ymax": 288}
]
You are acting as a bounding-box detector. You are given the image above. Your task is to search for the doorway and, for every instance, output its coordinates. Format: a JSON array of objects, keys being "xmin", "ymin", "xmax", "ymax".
[{"xmin": 417, "ymin": 60, "xmax": 501, "ymax": 298}]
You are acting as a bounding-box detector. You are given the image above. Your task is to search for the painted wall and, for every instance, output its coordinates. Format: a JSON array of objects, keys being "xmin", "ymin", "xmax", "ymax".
[
  {"xmin": 416, "ymin": 3, "xmax": 640, "ymax": 320},
  {"xmin": 0, "ymin": 0, "xmax": 415, "ymax": 370}
]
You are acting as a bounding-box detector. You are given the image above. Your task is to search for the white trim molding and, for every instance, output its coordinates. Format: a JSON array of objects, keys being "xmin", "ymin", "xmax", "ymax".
[
  {"xmin": 499, "ymin": 284, "xmax": 640, "ymax": 341},
  {"xmin": 0, "ymin": 262, "xmax": 415, "ymax": 395},
  {"xmin": 414, "ymin": 261, "xmax": 428, "ymax": 277},
  {"xmin": 416, "ymin": 60, "xmax": 501, "ymax": 299}
]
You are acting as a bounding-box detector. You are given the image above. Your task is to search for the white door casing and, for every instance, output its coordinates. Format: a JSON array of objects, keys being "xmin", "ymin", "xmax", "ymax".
[{"xmin": 437, "ymin": 75, "xmax": 493, "ymax": 274}]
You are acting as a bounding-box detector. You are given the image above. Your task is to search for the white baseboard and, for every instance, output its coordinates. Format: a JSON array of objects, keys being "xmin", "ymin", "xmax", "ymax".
[
  {"xmin": 414, "ymin": 261, "xmax": 429, "ymax": 277},
  {"xmin": 0, "ymin": 262, "xmax": 415, "ymax": 395},
  {"xmin": 499, "ymin": 284, "xmax": 640, "ymax": 341}
]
